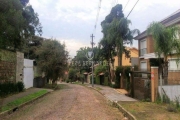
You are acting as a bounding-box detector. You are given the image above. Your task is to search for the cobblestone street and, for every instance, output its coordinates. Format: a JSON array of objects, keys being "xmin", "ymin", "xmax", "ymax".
[{"xmin": 2, "ymin": 84, "xmax": 124, "ymax": 120}]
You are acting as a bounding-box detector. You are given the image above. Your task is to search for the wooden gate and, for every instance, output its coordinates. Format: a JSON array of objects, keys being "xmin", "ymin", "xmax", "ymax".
[{"xmin": 131, "ymin": 71, "xmax": 151, "ymax": 100}]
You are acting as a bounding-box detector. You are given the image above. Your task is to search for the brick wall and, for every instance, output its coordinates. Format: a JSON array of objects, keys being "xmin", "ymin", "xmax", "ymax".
[
  {"xmin": 168, "ymin": 71, "xmax": 180, "ymax": 85},
  {"xmin": 0, "ymin": 49, "xmax": 16, "ymax": 83},
  {"xmin": 134, "ymin": 77, "xmax": 151, "ymax": 100}
]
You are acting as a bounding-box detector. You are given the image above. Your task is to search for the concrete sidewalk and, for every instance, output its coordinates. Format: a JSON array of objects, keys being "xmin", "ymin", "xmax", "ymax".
[
  {"xmin": 2, "ymin": 88, "xmax": 53, "ymax": 106},
  {"xmin": 87, "ymin": 84, "xmax": 137, "ymax": 102}
]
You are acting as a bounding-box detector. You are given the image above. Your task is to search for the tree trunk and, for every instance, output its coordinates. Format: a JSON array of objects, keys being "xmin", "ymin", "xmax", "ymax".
[
  {"xmin": 118, "ymin": 41, "xmax": 123, "ymax": 66},
  {"xmin": 108, "ymin": 61, "xmax": 111, "ymax": 84},
  {"xmin": 162, "ymin": 61, "xmax": 168, "ymax": 85}
]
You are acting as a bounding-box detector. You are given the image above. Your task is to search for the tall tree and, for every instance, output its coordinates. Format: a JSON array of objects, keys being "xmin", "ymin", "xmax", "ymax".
[
  {"xmin": 0, "ymin": 0, "xmax": 42, "ymax": 50},
  {"xmin": 109, "ymin": 18, "xmax": 139, "ymax": 66},
  {"xmin": 23, "ymin": 36, "xmax": 45, "ymax": 59},
  {"xmin": 147, "ymin": 22, "xmax": 180, "ymax": 84},
  {"xmin": 100, "ymin": 4, "xmax": 139, "ymax": 82},
  {"xmin": 0, "ymin": 0, "xmax": 24, "ymax": 49},
  {"xmin": 36, "ymin": 39, "xmax": 68, "ymax": 83}
]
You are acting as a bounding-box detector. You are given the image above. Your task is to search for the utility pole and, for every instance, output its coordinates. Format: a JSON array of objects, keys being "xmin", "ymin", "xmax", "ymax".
[{"xmin": 90, "ymin": 34, "xmax": 95, "ymax": 87}]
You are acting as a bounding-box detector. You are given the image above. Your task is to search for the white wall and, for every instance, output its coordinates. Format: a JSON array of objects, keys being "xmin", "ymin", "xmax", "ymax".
[
  {"xmin": 158, "ymin": 85, "xmax": 180, "ymax": 102},
  {"xmin": 23, "ymin": 59, "xmax": 34, "ymax": 89}
]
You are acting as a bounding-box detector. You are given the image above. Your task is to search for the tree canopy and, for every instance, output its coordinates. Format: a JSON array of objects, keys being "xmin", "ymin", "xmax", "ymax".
[
  {"xmin": 100, "ymin": 4, "xmax": 139, "ymax": 67},
  {"xmin": 36, "ymin": 39, "xmax": 68, "ymax": 82},
  {"xmin": 0, "ymin": 0, "xmax": 42, "ymax": 50}
]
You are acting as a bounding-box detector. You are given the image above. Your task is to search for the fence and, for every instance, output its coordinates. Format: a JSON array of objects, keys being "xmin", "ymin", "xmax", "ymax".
[{"xmin": 158, "ymin": 85, "xmax": 180, "ymax": 102}]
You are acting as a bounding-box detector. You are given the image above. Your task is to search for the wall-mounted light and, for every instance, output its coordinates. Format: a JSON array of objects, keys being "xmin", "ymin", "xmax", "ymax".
[{"xmin": 119, "ymin": 73, "xmax": 121, "ymax": 76}]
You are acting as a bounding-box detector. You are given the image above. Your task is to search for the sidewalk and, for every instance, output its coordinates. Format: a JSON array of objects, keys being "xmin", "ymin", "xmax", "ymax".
[
  {"xmin": 87, "ymin": 84, "xmax": 137, "ymax": 120},
  {"xmin": 2, "ymin": 87, "xmax": 53, "ymax": 106},
  {"xmin": 87, "ymin": 84, "xmax": 137, "ymax": 102}
]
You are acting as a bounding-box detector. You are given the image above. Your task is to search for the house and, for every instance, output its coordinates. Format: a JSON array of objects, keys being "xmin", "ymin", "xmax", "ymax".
[
  {"xmin": 113, "ymin": 47, "xmax": 139, "ymax": 70},
  {"xmin": 134, "ymin": 9, "xmax": 180, "ymax": 85}
]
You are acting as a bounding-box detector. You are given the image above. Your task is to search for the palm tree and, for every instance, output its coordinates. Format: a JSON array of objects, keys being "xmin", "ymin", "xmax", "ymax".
[{"xmin": 147, "ymin": 22, "xmax": 180, "ymax": 84}]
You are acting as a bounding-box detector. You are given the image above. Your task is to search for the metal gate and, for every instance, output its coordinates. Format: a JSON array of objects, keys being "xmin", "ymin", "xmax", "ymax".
[{"xmin": 23, "ymin": 59, "xmax": 34, "ymax": 89}]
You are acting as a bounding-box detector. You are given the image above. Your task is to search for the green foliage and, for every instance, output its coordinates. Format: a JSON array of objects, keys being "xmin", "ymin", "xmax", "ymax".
[
  {"xmin": 0, "ymin": 82, "xmax": 24, "ymax": 97},
  {"xmin": 36, "ymin": 39, "xmax": 68, "ymax": 82},
  {"xmin": 114, "ymin": 66, "xmax": 131, "ymax": 90},
  {"xmin": 0, "ymin": 0, "xmax": 24, "ymax": 49},
  {"xmin": 124, "ymin": 66, "xmax": 131, "ymax": 90},
  {"xmin": 94, "ymin": 65, "xmax": 106, "ymax": 76},
  {"xmin": 68, "ymin": 68, "xmax": 77, "ymax": 82},
  {"xmin": 114, "ymin": 66, "xmax": 123, "ymax": 88},
  {"xmin": 0, "ymin": 0, "xmax": 42, "ymax": 50},
  {"xmin": 23, "ymin": 36, "xmax": 45, "ymax": 59},
  {"xmin": 147, "ymin": 22, "xmax": 180, "ymax": 59},
  {"xmin": 147, "ymin": 22, "xmax": 180, "ymax": 84},
  {"xmin": 95, "ymin": 76, "xmax": 100, "ymax": 85},
  {"xmin": 104, "ymin": 77, "xmax": 109, "ymax": 86},
  {"xmin": 16, "ymin": 81, "xmax": 24, "ymax": 92}
]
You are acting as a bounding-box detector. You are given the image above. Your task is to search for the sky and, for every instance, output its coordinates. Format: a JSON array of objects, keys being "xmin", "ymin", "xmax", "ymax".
[{"xmin": 29, "ymin": 0, "xmax": 180, "ymax": 58}]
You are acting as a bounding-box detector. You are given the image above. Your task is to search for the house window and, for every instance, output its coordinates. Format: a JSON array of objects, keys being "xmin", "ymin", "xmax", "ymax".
[
  {"xmin": 141, "ymin": 61, "xmax": 147, "ymax": 78},
  {"xmin": 140, "ymin": 39, "xmax": 147, "ymax": 56},
  {"xmin": 140, "ymin": 61, "xmax": 147, "ymax": 71},
  {"xmin": 168, "ymin": 59, "xmax": 180, "ymax": 71}
]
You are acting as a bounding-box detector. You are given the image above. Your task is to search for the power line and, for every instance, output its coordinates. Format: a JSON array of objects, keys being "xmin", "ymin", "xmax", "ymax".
[
  {"xmin": 123, "ymin": 0, "xmax": 130, "ymax": 11},
  {"xmin": 126, "ymin": 0, "xmax": 139, "ymax": 19},
  {"xmin": 93, "ymin": 0, "xmax": 102, "ymax": 35}
]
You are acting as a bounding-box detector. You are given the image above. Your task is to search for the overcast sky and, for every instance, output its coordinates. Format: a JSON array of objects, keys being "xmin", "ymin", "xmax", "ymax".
[{"xmin": 29, "ymin": 0, "xmax": 180, "ymax": 57}]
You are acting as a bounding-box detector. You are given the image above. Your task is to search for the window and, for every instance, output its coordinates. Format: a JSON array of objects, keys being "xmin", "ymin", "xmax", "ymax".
[
  {"xmin": 140, "ymin": 39, "xmax": 147, "ymax": 56},
  {"xmin": 168, "ymin": 59, "xmax": 180, "ymax": 70},
  {"xmin": 141, "ymin": 61, "xmax": 147, "ymax": 78},
  {"xmin": 140, "ymin": 61, "xmax": 147, "ymax": 71}
]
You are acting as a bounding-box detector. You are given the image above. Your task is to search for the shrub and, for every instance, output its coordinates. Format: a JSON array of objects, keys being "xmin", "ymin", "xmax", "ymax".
[
  {"xmin": 94, "ymin": 65, "xmax": 106, "ymax": 76},
  {"xmin": 114, "ymin": 66, "xmax": 123, "ymax": 88},
  {"xmin": 0, "ymin": 81, "xmax": 24, "ymax": 97},
  {"xmin": 17, "ymin": 82, "xmax": 24, "ymax": 92},
  {"xmin": 95, "ymin": 76, "xmax": 100, "ymax": 85},
  {"xmin": 104, "ymin": 77, "xmax": 108, "ymax": 86}
]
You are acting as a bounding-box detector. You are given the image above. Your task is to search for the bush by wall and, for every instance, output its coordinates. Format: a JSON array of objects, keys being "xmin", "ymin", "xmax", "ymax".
[
  {"xmin": 124, "ymin": 66, "xmax": 131, "ymax": 91},
  {"xmin": 114, "ymin": 66, "xmax": 123, "ymax": 88},
  {"xmin": 0, "ymin": 81, "xmax": 24, "ymax": 97},
  {"xmin": 95, "ymin": 76, "xmax": 100, "ymax": 85},
  {"xmin": 104, "ymin": 77, "xmax": 108, "ymax": 86},
  {"xmin": 114, "ymin": 66, "xmax": 131, "ymax": 90}
]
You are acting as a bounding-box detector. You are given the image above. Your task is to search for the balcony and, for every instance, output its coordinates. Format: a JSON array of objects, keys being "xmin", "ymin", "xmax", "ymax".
[{"xmin": 140, "ymin": 48, "xmax": 147, "ymax": 56}]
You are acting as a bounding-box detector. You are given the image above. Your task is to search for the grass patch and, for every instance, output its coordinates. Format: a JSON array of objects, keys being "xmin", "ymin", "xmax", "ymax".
[
  {"xmin": 118, "ymin": 101, "xmax": 180, "ymax": 120},
  {"xmin": 44, "ymin": 84, "xmax": 69, "ymax": 90},
  {"xmin": 1, "ymin": 90, "xmax": 48, "ymax": 112},
  {"xmin": 95, "ymin": 87, "xmax": 102, "ymax": 91},
  {"xmin": 58, "ymin": 84, "xmax": 68, "ymax": 89}
]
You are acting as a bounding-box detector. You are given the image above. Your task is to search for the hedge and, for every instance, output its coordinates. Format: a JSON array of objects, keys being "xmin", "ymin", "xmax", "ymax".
[{"xmin": 0, "ymin": 81, "xmax": 24, "ymax": 97}]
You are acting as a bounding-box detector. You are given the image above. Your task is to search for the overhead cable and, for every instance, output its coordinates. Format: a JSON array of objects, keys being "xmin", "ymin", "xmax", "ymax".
[{"xmin": 126, "ymin": 0, "xmax": 139, "ymax": 18}]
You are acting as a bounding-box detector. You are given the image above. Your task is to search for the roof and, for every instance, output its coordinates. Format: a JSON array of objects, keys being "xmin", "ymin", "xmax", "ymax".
[{"xmin": 134, "ymin": 9, "xmax": 180, "ymax": 40}]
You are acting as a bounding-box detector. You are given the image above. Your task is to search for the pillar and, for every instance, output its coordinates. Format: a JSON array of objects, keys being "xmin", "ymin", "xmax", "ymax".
[{"xmin": 151, "ymin": 67, "xmax": 159, "ymax": 102}]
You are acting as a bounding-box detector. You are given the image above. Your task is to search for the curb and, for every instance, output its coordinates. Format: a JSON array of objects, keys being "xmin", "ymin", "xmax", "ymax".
[
  {"xmin": 0, "ymin": 91, "xmax": 52, "ymax": 118},
  {"xmin": 87, "ymin": 85, "xmax": 137, "ymax": 120}
]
